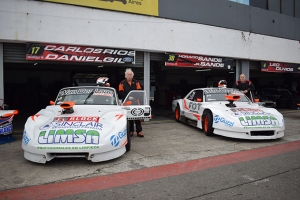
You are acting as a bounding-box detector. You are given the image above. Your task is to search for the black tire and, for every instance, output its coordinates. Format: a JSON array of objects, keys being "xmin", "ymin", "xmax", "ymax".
[
  {"xmin": 203, "ymin": 112, "xmax": 214, "ymax": 136},
  {"xmin": 175, "ymin": 105, "xmax": 181, "ymax": 122},
  {"xmin": 125, "ymin": 121, "xmax": 131, "ymax": 152}
]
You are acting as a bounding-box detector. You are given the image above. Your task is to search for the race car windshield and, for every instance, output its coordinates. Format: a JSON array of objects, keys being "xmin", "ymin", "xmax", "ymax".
[
  {"xmin": 123, "ymin": 90, "xmax": 147, "ymax": 106},
  {"xmin": 205, "ymin": 89, "xmax": 249, "ymax": 102},
  {"xmin": 205, "ymin": 93, "xmax": 248, "ymax": 102},
  {"xmin": 55, "ymin": 87, "xmax": 117, "ymax": 105}
]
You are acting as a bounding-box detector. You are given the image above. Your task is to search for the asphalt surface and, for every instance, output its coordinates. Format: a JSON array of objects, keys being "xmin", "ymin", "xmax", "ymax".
[{"xmin": 0, "ymin": 106, "xmax": 300, "ymax": 199}]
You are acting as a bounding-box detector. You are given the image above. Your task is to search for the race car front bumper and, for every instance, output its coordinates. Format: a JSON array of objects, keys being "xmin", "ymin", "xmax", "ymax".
[
  {"xmin": 214, "ymin": 129, "xmax": 284, "ymax": 140},
  {"xmin": 24, "ymin": 147, "xmax": 126, "ymax": 164}
]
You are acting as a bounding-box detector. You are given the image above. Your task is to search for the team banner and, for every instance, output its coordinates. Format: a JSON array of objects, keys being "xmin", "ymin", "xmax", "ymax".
[
  {"xmin": 43, "ymin": 0, "xmax": 158, "ymax": 16},
  {"xmin": 165, "ymin": 53, "xmax": 233, "ymax": 70},
  {"xmin": 261, "ymin": 61, "xmax": 300, "ymax": 73},
  {"xmin": 26, "ymin": 43, "xmax": 135, "ymax": 64}
]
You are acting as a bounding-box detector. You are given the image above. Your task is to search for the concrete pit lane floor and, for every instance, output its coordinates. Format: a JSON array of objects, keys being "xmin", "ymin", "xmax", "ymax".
[{"xmin": 0, "ymin": 107, "xmax": 300, "ymax": 199}]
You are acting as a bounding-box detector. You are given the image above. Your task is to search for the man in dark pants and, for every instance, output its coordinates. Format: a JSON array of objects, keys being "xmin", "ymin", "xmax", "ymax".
[
  {"xmin": 233, "ymin": 74, "xmax": 255, "ymax": 100},
  {"xmin": 118, "ymin": 68, "xmax": 144, "ymax": 137}
]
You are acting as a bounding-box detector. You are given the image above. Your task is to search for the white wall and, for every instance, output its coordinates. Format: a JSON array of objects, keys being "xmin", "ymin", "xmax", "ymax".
[{"xmin": 0, "ymin": 0, "xmax": 299, "ymax": 64}]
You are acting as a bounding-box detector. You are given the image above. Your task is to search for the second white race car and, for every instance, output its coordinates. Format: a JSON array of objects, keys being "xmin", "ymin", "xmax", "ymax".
[
  {"xmin": 22, "ymin": 84, "xmax": 151, "ymax": 164},
  {"xmin": 172, "ymin": 87, "xmax": 285, "ymax": 140}
]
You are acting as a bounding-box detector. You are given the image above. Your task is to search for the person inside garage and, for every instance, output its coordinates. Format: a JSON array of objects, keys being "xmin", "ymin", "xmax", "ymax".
[
  {"xmin": 233, "ymin": 74, "xmax": 255, "ymax": 100},
  {"xmin": 118, "ymin": 68, "xmax": 144, "ymax": 138}
]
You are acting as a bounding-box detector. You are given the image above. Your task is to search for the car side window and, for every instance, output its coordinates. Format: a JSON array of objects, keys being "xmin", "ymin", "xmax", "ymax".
[
  {"xmin": 193, "ymin": 91, "xmax": 203, "ymax": 102},
  {"xmin": 187, "ymin": 91, "xmax": 196, "ymax": 100}
]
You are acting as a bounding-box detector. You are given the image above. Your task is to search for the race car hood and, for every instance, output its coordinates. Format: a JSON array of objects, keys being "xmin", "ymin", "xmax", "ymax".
[
  {"xmin": 24, "ymin": 105, "xmax": 127, "ymax": 143},
  {"xmin": 202, "ymin": 102, "xmax": 284, "ymax": 129}
]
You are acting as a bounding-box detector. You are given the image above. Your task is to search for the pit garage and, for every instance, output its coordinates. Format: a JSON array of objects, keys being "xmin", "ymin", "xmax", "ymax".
[{"xmin": 2, "ymin": 43, "xmax": 300, "ymax": 117}]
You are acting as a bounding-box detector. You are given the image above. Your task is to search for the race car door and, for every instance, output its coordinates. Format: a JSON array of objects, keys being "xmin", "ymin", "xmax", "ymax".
[
  {"xmin": 182, "ymin": 90, "xmax": 203, "ymax": 121},
  {"xmin": 122, "ymin": 90, "xmax": 152, "ymax": 121}
]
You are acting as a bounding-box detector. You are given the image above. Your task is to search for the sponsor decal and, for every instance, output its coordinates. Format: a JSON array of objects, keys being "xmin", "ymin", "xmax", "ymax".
[
  {"xmin": 0, "ymin": 123, "xmax": 13, "ymax": 135},
  {"xmin": 110, "ymin": 129, "xmax": 127, "ymax": 147},
  {"xmin": 231, "ymin": 112, "xmax": 241, "ymax": 117},
  {"xmin": 239, "ymin": 116, "xmax": 279, "ymax": 126},
  {"xmin": 37, "ymin": 146, "xmax": 99, "ymax": 150},
  {"xmin": 187, "ymin": 91, "xmax": 195, "ymax": 100},
  {"xmin": 261, "ymin": 61, "xmax": 300, "ymax": 73},
  {"xmin": 230, "ymin": 108, "xmax": 269, "ymax": 116},
  {"xmin": 165, "ymin": 53, "xmax": 233, "ymax": 69},
  {"xmin": 43, "ymin": 0, "xmax": 158, "ymax": 16},
  {"xmin": 26, "ymin": 43, "xmax": 135, "ymax": 64},
  {"xmin": 243, "ymin": 126, "xmax": 281, "ymax": 129},
  {"xmin": 53, "ymin": 117, "xmax": 100, "ymax": 122},
  {"xmin": 40, "ymin": 124, "xmax": 51, "ymax": 130},
  {"xmin": 58, "ymin": 88, "xmax": 94, "ymax": 96},
  {"xmin": 189, "ymin": 102, "xmax": 201, "ymax": 111},
  {"xmin": 94, "ymin": 92, "xmax": 113, "ymax": 96},
  {"xmin": 122, "ymin": 57, "xmax": 134, "ymax": 62},
  {"xmin": 100, "ymin": 0, "xmax": 127, "ymax": 5},
  {"xmin": 58, "ymin": 88, "xmax": 114, "ymax": 97},
  {"xmin": 214, "ymin": 115, "xmax": 234, "ymax": 127},
  {"xmin": 204, "ymin": 88, "xmax": 242, "ymax": 95},
  {"xmin": 38, "ymin": 129, "xmax": 100, "ymax": 144},
  {"xmin": 49, "ymin": 121, "xmax": 103, "ymax": 130},
  {"xmin": 131, "ymin": 108, "xmax": 144, "ymax": 116},
  {"xmin": 23, "ymin": 130, "xmax": 31, "ymax": 145}
]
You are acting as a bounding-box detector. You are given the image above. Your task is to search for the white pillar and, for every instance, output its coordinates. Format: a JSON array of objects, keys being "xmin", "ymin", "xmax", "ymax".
[
  {"xmin": 0, "ymin": 43, "xmax": 4, "ymax": 99},
  {"xmin": 235, "ymin": 59, "xmax": 250, "ymax": 81},
  {"xmin": 143, "ymin": 52, "xmax": 150, "ymax": 105}
]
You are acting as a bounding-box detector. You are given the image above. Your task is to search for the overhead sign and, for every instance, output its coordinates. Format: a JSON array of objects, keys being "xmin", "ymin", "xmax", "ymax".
[
  {"xmin": 261, "ymin": 61, "xmax": 300, "ymax": 73},
  {"xmin": 43, "ymin": 0, "xmax": 158, "ymax": 16},
  {"xmin": 165, "ymin": 53, "xmax": 233, "ymax": 70},
  {"xmin": 26, "ymin": 43, "xmax": 135, "ymax": 64}
]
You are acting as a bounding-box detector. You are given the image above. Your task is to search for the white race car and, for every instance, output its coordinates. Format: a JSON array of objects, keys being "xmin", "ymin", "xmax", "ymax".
[
  {"xmin": 172, "ymin": 87, "xmax": 285, "ymax": 140},
  {"xmin": 0, "ymin": 110, "xmax": 19, "ymax": 143},
  {"xmin": 22, "ymin": 85, "xmax": 151, "ymax": 164},
  {"xmin": 0, "ymin": 99, "xmax": 19, "ymax": 144}
]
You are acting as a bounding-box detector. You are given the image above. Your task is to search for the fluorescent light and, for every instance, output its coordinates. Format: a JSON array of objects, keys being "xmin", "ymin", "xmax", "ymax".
[
  {"xmin": 34, "ymin": 63, "xmax": 38, "ymax": 65},
  {"xmin": 195, "ymin": 69, "xmax": 211, "ymax": 72},
  {"xmin": 98, "ymin": 65, "xmax": 104, "ymax": 68},
  {"xmin": 229, "ymin": 71, "xmax": 234, "ymax": 73}
]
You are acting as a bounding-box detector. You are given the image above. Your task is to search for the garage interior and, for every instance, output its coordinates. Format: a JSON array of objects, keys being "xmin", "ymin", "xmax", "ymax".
[{"xmin": 3, "ymin": 43, "xmax": 300, "ymax": 118}]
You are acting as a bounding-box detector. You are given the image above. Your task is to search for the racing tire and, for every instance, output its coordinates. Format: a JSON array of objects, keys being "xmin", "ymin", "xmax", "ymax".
[
  {"xmin": 175, "ymin": 105, "xmax": 181, "ymax": 122},
  {"xmin": 203, "ymin": 112, "xmax": 214, "ymax": 136},
  {"xmin": 125, "ymin": 121, "xmax": 131, "ymax": 152}
]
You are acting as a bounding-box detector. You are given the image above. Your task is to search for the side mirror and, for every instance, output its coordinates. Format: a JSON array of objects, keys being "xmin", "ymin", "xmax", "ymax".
[
  {"xmin": 196, "ymin": 98, "xmax": 202, "ymax": 102},
  {"xmin": 254, "ymin": 99, "xmax": 260, "ymax": 103},
  {"xmin": 50, "ymin": 101, "xmax": 55, "ymax": 105},
  {"xmin": 123, "ymin": 101, "xmax": 132, "ymax": 106}
]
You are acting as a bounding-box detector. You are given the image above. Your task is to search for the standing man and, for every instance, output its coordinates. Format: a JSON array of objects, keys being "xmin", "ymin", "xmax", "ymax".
[
  {"xmin": 118, "ymin": 68, "xmax": 144, "ymax": 138},
  {"xmin": 233, "ymin": 74, "xmax": 255, "ymax": 100}
]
